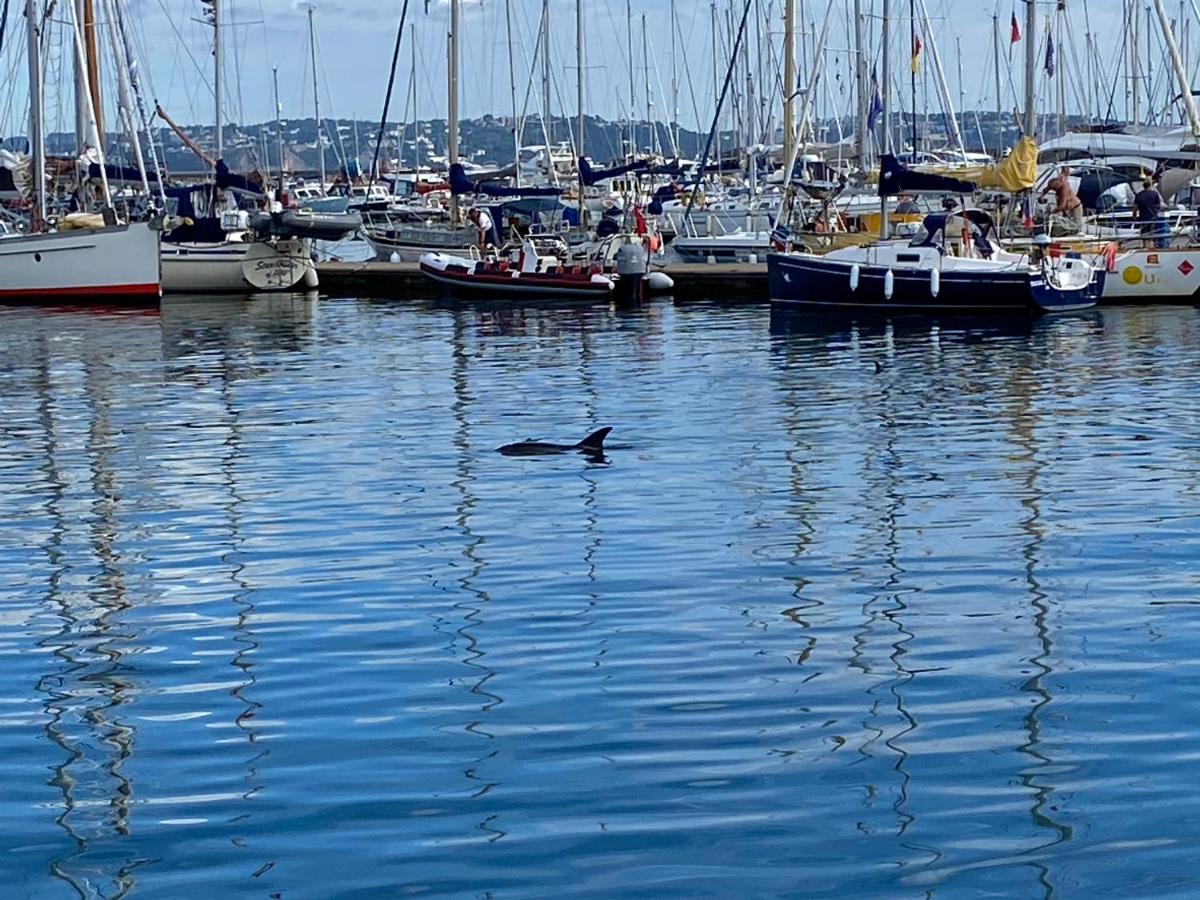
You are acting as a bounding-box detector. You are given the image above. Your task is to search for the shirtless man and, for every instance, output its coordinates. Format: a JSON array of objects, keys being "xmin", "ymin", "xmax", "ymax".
[{"xmin": 1040, "ymin": 166, "xmax": 1084, "ymax": 230}]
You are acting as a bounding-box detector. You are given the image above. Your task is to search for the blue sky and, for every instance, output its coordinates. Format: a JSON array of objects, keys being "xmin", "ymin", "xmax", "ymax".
[{"xmin": 5, "ymin": 0, "xmax": 1180, "ymax": 135}]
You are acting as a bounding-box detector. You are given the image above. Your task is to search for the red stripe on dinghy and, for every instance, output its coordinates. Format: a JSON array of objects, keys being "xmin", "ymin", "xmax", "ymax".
[{"xmin": 420, "ymin": 263, "xmax": 611, "ymax": 292}]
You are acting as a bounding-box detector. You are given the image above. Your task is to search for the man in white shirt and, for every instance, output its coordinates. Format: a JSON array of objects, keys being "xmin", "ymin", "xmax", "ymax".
[{"xmin": 467, "ymin": 206, "xmax": 494, "ymax": 251}]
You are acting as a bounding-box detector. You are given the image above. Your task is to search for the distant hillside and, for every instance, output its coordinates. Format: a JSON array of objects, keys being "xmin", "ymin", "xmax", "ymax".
[{"xmin": 11, "ymin": 111, "xmax": 1116, "ymax": 178}]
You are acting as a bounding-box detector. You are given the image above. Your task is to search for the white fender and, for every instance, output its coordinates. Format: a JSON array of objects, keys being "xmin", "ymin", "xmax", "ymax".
[
  {"xmin": 884, "ymin": 268, "xmax": 895, "ymax": 300},
  {"xmin": 644, "ymin": 271, "xmax": 674, "ymax": 292},
  {"xmin": 849, "ymin": 263, "xmax": 860, "ymax": 292},
  {"xmin": 930, "ymin": 267, "xmax": 940, "ymax": 298}
]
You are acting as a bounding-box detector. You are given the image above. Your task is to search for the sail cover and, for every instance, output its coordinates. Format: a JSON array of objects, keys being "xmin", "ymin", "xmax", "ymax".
[
  {"xmin": 578, "ymin": 156, "xmax": 650, "ymax": 185},
  {"xmin": 449, "ymin": 163, "xmax": 560, "ymax": 197},
  {"xmin": 87, "ymin": 163, "xmax": 162, "ymax": 186},
  {"xmin": 878, "ymin": 154, "xmax": 976, "ymax": 196},
  {"xmin": 216, "ymin": 160, "xmax": 264, "ymax": 195}
]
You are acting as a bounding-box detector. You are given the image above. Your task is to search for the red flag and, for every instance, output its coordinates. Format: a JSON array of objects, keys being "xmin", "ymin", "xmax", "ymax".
[
  {"xmin": 633, "ymin": 205, "xmax": 647, "ymax": 235},
  {"xmin": 1010, "ymin": 11, "xmax": 1021, "ymax": 43}
]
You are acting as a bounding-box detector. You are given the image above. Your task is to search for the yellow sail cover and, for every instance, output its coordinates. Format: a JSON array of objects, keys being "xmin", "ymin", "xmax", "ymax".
[
  {"xmin": 861, "ymin": 138, "xmax": 1037, "ymax": 192},
  {"xmin": 962, "ymin": 137, "xmax": 1039, "ymax": 192}
]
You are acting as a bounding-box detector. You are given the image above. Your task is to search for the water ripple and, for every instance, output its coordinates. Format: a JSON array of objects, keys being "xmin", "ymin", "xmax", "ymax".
[{"xmin": 2, "ymin": 299, "xmax": 1200, "ymax": 897}]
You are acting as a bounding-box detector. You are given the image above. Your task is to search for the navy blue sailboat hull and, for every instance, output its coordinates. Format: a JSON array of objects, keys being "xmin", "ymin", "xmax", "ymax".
[{"xmin": 767, "ymin": 253, "xmax": 1103, "ymax": 313}]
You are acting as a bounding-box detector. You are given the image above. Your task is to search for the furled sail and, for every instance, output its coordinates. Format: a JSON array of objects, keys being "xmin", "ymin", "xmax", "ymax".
[
  {"xmin": 449, "ymin": 163, "xmax": 560, "ymax": 197},
  {"xmin": 878, "ymin": 154, "xmax": 976, "ymax": 196},
  {"xmin": 578, "ymin": 156, "xmax": 650, "ymax": 185}
]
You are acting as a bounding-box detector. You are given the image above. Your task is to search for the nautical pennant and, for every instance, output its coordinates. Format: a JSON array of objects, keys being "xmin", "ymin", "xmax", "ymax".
[
  {"xmin": 1045, "ymin": 33, "xmax": 1055, "ymax": 76},
  {"xmin": 910, "ymin": 31, "xmax": 922, "ymax": 74},
  {"xmin": 1010, "ymin": 11, "xmax": 1021, "ymax": 43}
]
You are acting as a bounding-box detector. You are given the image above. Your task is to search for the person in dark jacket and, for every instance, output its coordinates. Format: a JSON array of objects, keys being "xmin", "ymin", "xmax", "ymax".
[{"xmin": 1133, "ymin": 178, "xmax": 1167, "ymax": 248}]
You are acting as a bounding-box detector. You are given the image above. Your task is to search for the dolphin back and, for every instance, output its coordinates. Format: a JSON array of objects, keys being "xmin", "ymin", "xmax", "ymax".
[{"xmin": 574, "ymin": 427, "xmax": 612, "ymax": 452}]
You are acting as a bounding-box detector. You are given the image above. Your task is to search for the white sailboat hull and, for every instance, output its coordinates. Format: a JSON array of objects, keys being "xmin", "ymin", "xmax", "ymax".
[
  {"xmin": 162, "ymin": 238, "xmax": 317, "ymax": 293},
  {"xmin": 1101, "ymin": 248, "xmax": 1200, "ymax": 301},
  {"xmin": 0, "ymin": 221, "xmax": 161, "ymax": 302}
]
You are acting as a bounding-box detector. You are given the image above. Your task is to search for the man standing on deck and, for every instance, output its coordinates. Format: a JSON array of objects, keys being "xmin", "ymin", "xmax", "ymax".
[
  {"xmin": 467, "ymin": 206, "xmax": 494, "ymax": 253},
  {"xmin": 1134, "ymin": 177, "xmax": 1167, "ymax": 249},
  {"xmin": 1040, "ymin": 166, "xmax": 1084, "ymax": 231}
]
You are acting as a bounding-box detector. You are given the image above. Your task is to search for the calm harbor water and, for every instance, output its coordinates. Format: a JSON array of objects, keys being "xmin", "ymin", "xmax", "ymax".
[{"xmin": 3, "ymin": 294, "xmax": 1200, "ymax": 898}]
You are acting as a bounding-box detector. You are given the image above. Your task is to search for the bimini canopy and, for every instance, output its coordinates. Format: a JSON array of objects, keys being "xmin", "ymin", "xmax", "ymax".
[{"xmin": 878, "ymin": 154, "xmax": 976, "ymax": 196}]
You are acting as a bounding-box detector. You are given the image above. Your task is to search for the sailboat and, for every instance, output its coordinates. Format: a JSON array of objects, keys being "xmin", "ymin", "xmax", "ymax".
[
  {"xmin": 0, "ymin": 0, "xmax": 161, "ymax": 302},
  {"xmin": 157, "ymin": 0, "xmax": 358, "ymax": 292},
  {"xmin": 766, "ymin": 0, "xmax": 1104, "ymax": 314}
]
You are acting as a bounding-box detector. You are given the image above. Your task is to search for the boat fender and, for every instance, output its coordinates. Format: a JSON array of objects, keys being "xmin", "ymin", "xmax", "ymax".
[
  {"xmin": 645, "ymin": 271, "xmax": 674, "ymax": 292},
  {"xmin": 884, "ymin": 268, "xmax": 894, "ymax": 300},
  {"xmin": 930, "ymin": 267, "xmax": 940, "ymax": 298},
  {"xmin": 849, "ymin": 263, "xmax": 860, "ymax": 292},
  {"xmin": 591, "ymin": 274, "xmax": 616, "ymax": 290}
]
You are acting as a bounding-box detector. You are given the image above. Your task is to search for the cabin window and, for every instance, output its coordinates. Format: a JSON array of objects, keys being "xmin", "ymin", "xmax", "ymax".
[{"xmin": 896, "ymin": 253, "xmax": 920, "ymax": 263}]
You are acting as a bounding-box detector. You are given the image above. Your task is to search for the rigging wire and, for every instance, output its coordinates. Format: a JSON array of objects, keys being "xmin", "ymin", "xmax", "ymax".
[{"xmin": 367, "ymin": 0, "xmax": 411, "ymax": 189}]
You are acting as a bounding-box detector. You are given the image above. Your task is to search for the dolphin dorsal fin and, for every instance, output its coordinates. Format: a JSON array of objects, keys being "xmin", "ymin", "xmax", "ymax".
[{"xmin": 575, "ymin": 427, "xmax": 612, "ymax": 452}]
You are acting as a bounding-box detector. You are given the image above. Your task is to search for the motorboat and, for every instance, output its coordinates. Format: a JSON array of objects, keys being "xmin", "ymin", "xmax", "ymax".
[
  {"xmin": 768, "ymin": 209, "xmax": 1105, "ymax": 314},
  {"xmin": 420, "ymin": 235, "xmax": 614, "ymax": 298}
]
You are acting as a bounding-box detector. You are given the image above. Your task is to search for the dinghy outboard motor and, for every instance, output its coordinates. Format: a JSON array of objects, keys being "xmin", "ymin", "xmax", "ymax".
[{"xmin": 614, "ymin": 241, "xmax": 647, "ymax": 302}]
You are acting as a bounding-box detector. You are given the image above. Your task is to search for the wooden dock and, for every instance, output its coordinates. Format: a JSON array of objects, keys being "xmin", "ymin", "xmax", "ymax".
[{"xmin": 316, "ymin": 260, "xmax": 768, "ymax": 299}]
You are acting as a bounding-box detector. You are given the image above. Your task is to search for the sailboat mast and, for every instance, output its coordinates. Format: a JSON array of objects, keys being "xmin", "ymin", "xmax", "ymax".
[
  {"xmin": 84, "ymin": 0, "xmax": 102, "ymax": 146},
  {"xmin": 576, "ymin": 0, "xmax": 585, "ymax": 224},
  {"xmin": 214, "ymin": 0, "xmax": 222, "ymax": 159},
  {"xmin": 1152, "ymin": 0, "xmax": 1200, "ymax": 138},
  {"xmin": 542, "ymin": 0, "xmax": 551, "ymax": 145},
  {"xmin": 1131, "ymin": 2, "xmax": 1140, "ymax": 124},
  {"xmin": 643, "ymin": 13, "xmax": 652, "ymax": 155},
  {"xmin": 73, "ymin": 0, "xmax": 87, "ymax": 146},
  {"xmin": 505, "ymin": 0, "xmax": 521, "ymax": 185},
  {"xmin": 66, "ymin": 0, "xmax": 111, "ymax": 205},
  {"xmin": 993, "ymin": 14, "xmax": 1002, "ymax": 155},
  {"xmin": 956, "ymin": 36, "xmax": 964, "ymax": 153},
  {"xmin": 273, "ymin": 66, "xmax": 285, "ymax": 188},
  {"xmin": 626, "ymin": 0, "xmax": 634, "ymax": 157},
  {"xmin": 25, "ymin": 0, "xmax": 46, "ymax": 229},
  {"xmin": 670, "ymin": 0, "xmax": 679, "ymax": 156},
  {"xmin": 308, "ymin": 6, "xmax": 325, "ymax": 192},
  {"xmin": 412, "ymin": 34, "xmax": 420, "ymax": 177},
  {"xmin": 449, "ymin": 0, "xmax": 460, "ymax": 223},
  {"xmin": 880, "ymin": 0, "xmax": 890, "ymax": 238},
  {"xmin": 783, "ymin": 0, "xmax": 795, "ymax": 169},
  {"xmin": 853, "ymin": 0, "xmax": 866, "ymax": 167},
  {"xmin": 711, "ymin": 1, "xmax": 721, "ymax": 173},
  {"xmin": 1024, "ymin": 0, "xmax": 1037, "ymax": 135},
  {"xmin": 909, "ymin": 0, "xmax": 917, "ymax": 153}
]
